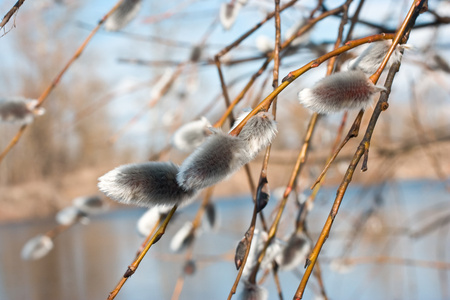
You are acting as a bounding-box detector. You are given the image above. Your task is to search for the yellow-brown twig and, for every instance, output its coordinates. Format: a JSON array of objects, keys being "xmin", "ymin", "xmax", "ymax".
[
  {"xmin": 0, "ymin": 0, "xmax": 125, "ymax": 165},
  {"xmin": 107, "ymin": 205, "xmax": 178, "ymax": 300}
]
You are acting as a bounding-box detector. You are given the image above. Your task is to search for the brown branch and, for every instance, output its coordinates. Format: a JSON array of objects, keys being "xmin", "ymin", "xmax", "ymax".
[
  {"xmin": 0, "ymin": 0, "xmax": 25, "ymax": 31},
  {"xmin": 0, "ymin": 0, "xmax": 125, "ymax": 165},
  {"xmin": 107, "ymin": 205, "xmax": 178, "ymax": 300}
]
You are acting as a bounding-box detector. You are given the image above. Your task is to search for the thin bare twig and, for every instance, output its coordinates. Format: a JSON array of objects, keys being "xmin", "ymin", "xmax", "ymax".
[
  {"xmin": 107, "ymin": 205, "xmax": 178, "ymax": 300},
  {"xmin": 0, "ymin": 0, "xmax": 125, "ymax": 165},
  {"xmin": 0, "ymin": 0, "xmax": 25, "ymax": 32}
]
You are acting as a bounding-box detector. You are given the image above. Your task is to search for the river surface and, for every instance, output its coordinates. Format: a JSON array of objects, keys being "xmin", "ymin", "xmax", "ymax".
[{"xmin": 1, "ymin": 180, "xmax": 449, "ymax": 300}]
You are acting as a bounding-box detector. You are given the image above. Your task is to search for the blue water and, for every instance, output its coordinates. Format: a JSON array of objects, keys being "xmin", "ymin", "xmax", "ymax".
[{"xmin": 0, "ymin": 180, "xmax": 449, "ymax": 300}]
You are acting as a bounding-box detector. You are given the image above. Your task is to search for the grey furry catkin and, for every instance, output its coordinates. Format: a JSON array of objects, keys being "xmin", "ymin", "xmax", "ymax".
[
  {"xmin": 177, "ymin": 112, "xmax": 277, "ymax": 190},
  {"xmin": 170, "ymin": 221, "xmax": 195, "ymax": 252},
  {"xmin": 219, "ymin": 2, "xmax": 242, "ymax": 30},
  {"xmin": 21, "ymin": 235, "xmax": 54, "ymax": 261},
  {"xmin": 239, "ymin": 281, "xmax": 268, "ymax": 300},
  {"xmin": 348, "ymin": 40, "xmax": 410, "ymax": 75},
  {"xmin": 98, "ymin": 161, "xmax": 196, "ymax": 207},
  {"xmin": 172, "ymin": 117, "xmax": 211, "ymax": 152},
  {"xmin": 0, "ymin": 97, "xmax": 44, "ymax": 125},
  {"xmin": 73, "ymin": 195, "xmax": 107, "ymax": 215},
  {"xmin": 104, "ymin": 0, "xmax": 142, "ymax": 31},
  {"xmin": 275, "ymin": 232, "xmax": 311, "ymax": 271},
  {"xmin": 238, "ymin": 112, "xmax": 277, "ymax": 159},
  {"xmin": 298, "ymin": 70, "xmax": 385, "ymax": 114},
  {"xmin": 177, "ymin": 129, "xmax": 247, "ymax": 190}
]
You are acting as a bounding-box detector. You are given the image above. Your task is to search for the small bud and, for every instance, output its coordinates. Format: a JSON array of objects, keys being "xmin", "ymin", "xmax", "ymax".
[
  {"xmin": 98, "ymin": 161, "xmax": 197, "ymax": 208},
  {"xmin": 275, "ymin": 232, "xmax": 311, "ymax": 271},
  {"xmin": 73, "ymin": 195, "xmax": 107, "ymax": 215},
  {"xmin": 219, "ymin": 2, "xmax": 242, "ymax": 30},
  {"xmin": 298, "ymin": 70, "xmax": 386, "ymax": 114},
  {"xmin": 183, "ymin": 260, "xmax": 196, "ymax": 275},
  {"xmin": 235, "ymin": 235, "xmax": 249, "ymax": 270},
  {"xmin": 55, "ymin": 206, "xmax": 86, "ymax": 225},
  {"xmin": 242, "ymin": 230, "xmax": 282, "ymax": 277},
  {"xmin": 21, "ymin": 235, "xmax": 54, "ymax": 261},
  {"xmin": 170, "ymin": 221, "xmax": 196, "ymax": 252},
  {"xmin": 104, "ymin": 0, "xmax": 142, "ymax": 31},
  {"xmin": 190, "ymin": 45, "xmax": 202, "ymax": 62},
  {"xmin": 239, "ymin": 281, "xmax": 268, "ymax": 300},
  {"xmin": 203, "ymin": 202, "xmax": 219, "ymax": 231},
  {"xmin": 348, "ymin": 40, "xmax": 411, "ymax": 75},
  {"xmin": 172, "ymin": 117, "xmax": 212, "ymax": 152},
  {"xmin": 256, "ymin": 177, "xmax": 270, "ymax": 213},
  {"xmin": 0, "ymin": 97, "xmax": 44, "ymax": 125}
]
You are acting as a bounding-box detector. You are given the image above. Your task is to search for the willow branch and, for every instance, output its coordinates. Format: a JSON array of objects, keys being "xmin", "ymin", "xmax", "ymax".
[
  {"xmin": 107, "ymin": 205, "xmax": 178, "ymax": 300},
  {"xmin": 0, "ymin": 0, "xmax": 125, "ymax": 165}
]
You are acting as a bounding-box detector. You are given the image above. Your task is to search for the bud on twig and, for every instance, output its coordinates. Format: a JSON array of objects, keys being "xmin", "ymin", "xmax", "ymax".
[
  {"xmin": 275, "ymin": 231, "xmax": 311, "ymax": 271},
  {"xmin": 55, "ymin": 206, "xmax": 87, "ymax": 225},
  {"xmin": 0, "ymin": 97, "xmax": 44, "ymax": 125},
  {"xmin": 73, "ymin": 195, "xmax": 108, "ymax": 215},
  {"xmin": 239, "ymin": 281, "xmax": 268, "ymax": 300},
  {"xmin": 235, "ymin": 234, "xmax": 249, "ymax": 270},
  {"xmin": 219, "ymin": 1, "xmax": 242, "ymax": 30},
  {"xmin": 170, "ymin": 221, "xmax": 196, "ymax": 252},
  {"xmin": 21, "ymin": 235, "xmax": 54, "ymax": 261},
  {"xmin": 256, "ymin": 177, "xmax": 270, "ymax": 213},
  {"xmin": 104, "ymin": 0, "xmax": 142, "ymax": 31}
]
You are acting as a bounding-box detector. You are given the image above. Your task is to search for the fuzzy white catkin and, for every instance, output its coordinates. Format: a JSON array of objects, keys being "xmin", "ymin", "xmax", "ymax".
[
  {"xmin": 21, "ymin": 235, "xmax": 54, "ymax": 261},
  {"xmin": 104, "ymin": 0, "xmax": 142, "ymax": 31},
  {"xmin": 0, "ymin": 98, "xmax": 44, "ymax": 125},
  {"xmin": 256, "ymin": 35, "xmax": 274, "ymax": 54},
  {"xmin": 177, "ymin": 112, "xmax": 277, "ymax": 191},
  {"xmin": 73, "ymin": 195, "xmax": 107, "ymax": 215},
  {"xmin": 238, "ymin": 112, "xmax": 277, "ymax": 159},
  {"xmin": 98, "ymin": 161, "xmax": 196, "ymax": 208},
  {"xmin": 275, "ymin": 231, "xmax": 311, "ymax": 271},
  {"xmin": 348, "ymin": 40, "xmax": 409, "ymax": 75},
  {"xmin": 170, "ymin": 221, "xmax": 197, "ymax": 252},
  {"xmin": 239, "ymin": 281, "xmax": 269, "ymax": 300},
  {"xmin": 242, "ymin": 230, "xmax": 283, "ymax": 278},
  {"xmin": 177, "ymin": 129, "xmax": 247, "ymax": 190},
  {"xmin": 219, "ymin": 1, "xmax": 243, "ymax": 30},
  {"xmin": 55, "ymin": 206, "xmax": 85, "ymax": 225},
  {"xmin": 172, "ymin": 117, "xmax": 211, "ymax": 152},
  {"xmin": 136, "ymin": 206, "xmax": 171, "ymax": 236},
  {"xmin": 298, "ymin": 70, "xmax": 386, "ymax": 114},
  {"xmin": 229, "ymin": 108, "xmax": 252, "ymax": 132}
]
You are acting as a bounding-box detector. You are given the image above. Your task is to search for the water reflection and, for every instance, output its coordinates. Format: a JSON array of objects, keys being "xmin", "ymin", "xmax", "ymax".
[{"xmin": 1, "ymin": 180, "xmax": 449, "ymax": 300}]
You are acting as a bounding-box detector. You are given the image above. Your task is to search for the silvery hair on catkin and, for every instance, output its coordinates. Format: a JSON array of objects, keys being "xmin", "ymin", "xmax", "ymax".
[
  {"xmin": 98, "ymin": 161, "xmax": 196, "ymax": 208},
  {"xmin": 298, "ymin": 70, "xmax": 385, "ymax": 114}
]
